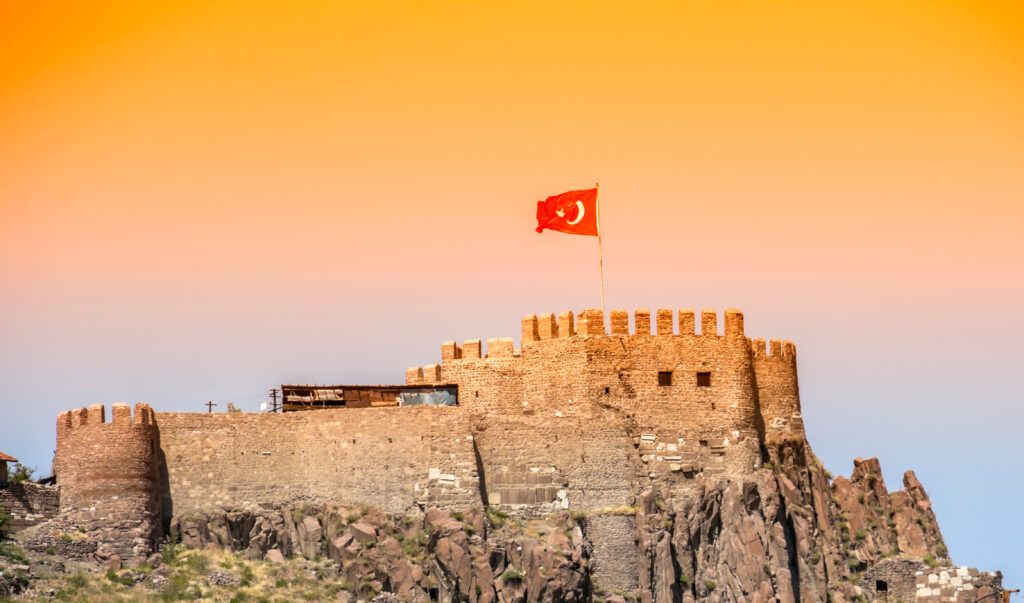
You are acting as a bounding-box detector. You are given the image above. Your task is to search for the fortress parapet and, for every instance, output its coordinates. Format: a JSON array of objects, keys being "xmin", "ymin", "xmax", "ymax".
[
  {"xmin": 520, "ymin": 307, "xmax": 748, "ymax": 344},
  {"xmin": 423, "ymin": 307, "xmax": 804, "ymax": 449},
  {"xmin": 751, "ymin": 336, "xmax": 804, "ymax": 439},
  {"xmin": 54, "ymin": 403, "xmax": 162, "ymax": 561}
]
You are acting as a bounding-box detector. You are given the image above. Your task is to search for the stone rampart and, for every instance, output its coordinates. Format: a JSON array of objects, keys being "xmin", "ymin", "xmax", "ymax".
[
  {"xmin": 0, "ymin": 482, "xmax": 59, "ymax": 533},
  {"xmin": 154, "ymin": 406, "xmax": 478, "ymax": 519},
  {"xmin": 51, "ymin": 306, "xmax": 810, "ymax": 588},
  {"xmin": 752, "ymin": 337, "xmax": 804, "ymax": 440},
  {"xmin": 53, "ymin": 403, "xmax": 161, "ymax": 560},
  {"xmin": 411, "ymin": 308, "xmax": 799, "ymax": 488},
  {"xmin": 860, "ymin": 558, "xmax": 1003, "ymax": 602}
]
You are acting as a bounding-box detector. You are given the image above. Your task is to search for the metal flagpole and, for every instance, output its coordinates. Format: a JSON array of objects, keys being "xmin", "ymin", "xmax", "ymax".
[{"xmin": 596, "ymin": 182, "xmax": 606, "ymax": 315}]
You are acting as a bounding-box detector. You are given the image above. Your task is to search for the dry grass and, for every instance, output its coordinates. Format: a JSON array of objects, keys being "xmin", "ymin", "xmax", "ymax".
[{"xmin": 28, "ymin": 547, "xmax": 352, "ymax": 602}]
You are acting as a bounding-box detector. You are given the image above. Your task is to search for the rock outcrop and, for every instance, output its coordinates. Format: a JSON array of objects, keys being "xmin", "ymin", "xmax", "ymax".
[
  {"xmin": 629, "ymin": 439, "xmax": 958, "ymax": 602},
  {"xmin": 153, "ymin": 441, "xmax": 981, "ymax": 602},
  {"xmin": 170, "ymin": 505, "xmax": 590, "ymax": 602}
]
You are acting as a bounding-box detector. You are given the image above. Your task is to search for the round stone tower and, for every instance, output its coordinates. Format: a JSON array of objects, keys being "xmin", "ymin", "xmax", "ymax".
[{"xmin": 54, "ymin": 402, "xmax": 162, "ymax": 561}]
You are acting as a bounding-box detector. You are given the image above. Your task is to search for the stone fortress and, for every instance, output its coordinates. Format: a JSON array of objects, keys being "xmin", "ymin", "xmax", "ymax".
[{"xmin": 48, "ymin": 308, "xmax": 1005, "ymax": 599}]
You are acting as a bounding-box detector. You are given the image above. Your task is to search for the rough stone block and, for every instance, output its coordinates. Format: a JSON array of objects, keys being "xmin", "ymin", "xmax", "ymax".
[
  {"xmin": 485, "ymin": 338, "xmax": 514, "ymax": 358},
  {"xmin": 521, "ymin": 315, "xmax": 539, "ymax": 347},
  {"xmin": 462, "ymin": 339, "xmax": 482, "ymax": 359},
  {"xmin": 724, "ymin": 308, "xmax": 744, "ymax": 338},
  {"xmin": 580, "ymin": 309, "xmax": 605, "ymax": 336},
  {"xmin": 701, "ymin": 309, "xmax": 717, "ymax": 337},
  {"xmin": 678, "ymin": 309, "xmax": 695, "ymax": 335},
  {"xmin": 610, "ymin": 309, "xmax": 629, "ymax": 336},
  {"xmin": 111, "ymin": 403, "xmax": 132, "ymax": 425},
  {"xmin": 537, "ymin": 313, "xmax": 558, "ymax": 340},
  {"xmin": 558, "ymin": 311, "xmax": 575, "ymax": 337},
  {"xmin": 634, "ymin": 309, "xmax": 650, "ymax": 335},
  {"xmin": 422, "ymin": 364, "xmax": 441, "ymax": 383},
  {"xmin": 441, "ymin": 340, "xmax": 461, "ymax": 360},
  {"xmin": 656, "ymin": 309, "xmax": 673, "ymax": 335},
  {"xmin": 348, "ymin": 522, "xmax": 377, "ymax": 544}
]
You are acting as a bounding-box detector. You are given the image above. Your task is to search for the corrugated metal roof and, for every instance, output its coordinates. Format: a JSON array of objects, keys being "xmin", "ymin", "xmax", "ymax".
[{"xmin": 0, "ymin": 451, "xmax": 17, "ymax": 463}]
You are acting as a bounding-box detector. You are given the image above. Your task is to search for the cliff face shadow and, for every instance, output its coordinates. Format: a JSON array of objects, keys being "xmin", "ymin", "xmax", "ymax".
[{"xmin": 153, "ymin": 424, "xmax": 173, "ymax": 535}]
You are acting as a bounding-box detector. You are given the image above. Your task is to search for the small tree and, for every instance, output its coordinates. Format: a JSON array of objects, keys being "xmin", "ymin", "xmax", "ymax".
[{"xmin": 9, "ymin": 463, "xmax": 35, "ymax": 484}]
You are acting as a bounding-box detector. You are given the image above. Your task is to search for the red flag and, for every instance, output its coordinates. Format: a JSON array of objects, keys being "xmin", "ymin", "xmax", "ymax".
[{"xmin": 535, "ymin": 188, "xmax": 599, "ymax": 236}]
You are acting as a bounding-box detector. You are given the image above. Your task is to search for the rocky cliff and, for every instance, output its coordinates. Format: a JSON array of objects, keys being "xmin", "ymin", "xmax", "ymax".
[
  {"xmin": 630, "ymin": 439, "xmax": 957, "ymax": 601},
  {"xmin": 130, "ymin": 438, "xmax": 998, "ymax": 602}
]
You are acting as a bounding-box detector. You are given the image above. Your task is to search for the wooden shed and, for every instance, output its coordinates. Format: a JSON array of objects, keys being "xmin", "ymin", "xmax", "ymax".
[
  {"xmin": 280, "ymin": 384, "xmax": 457, "ymax": 412},
  {"xmin": 0, "ymin": 450, "xmax": 17, "ymax": 487}
]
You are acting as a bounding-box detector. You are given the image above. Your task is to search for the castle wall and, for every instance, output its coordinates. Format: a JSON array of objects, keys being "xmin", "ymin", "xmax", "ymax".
[
  {"xmin": 153, "ymin": 406, "xmax": 478, "ymax": 518},
  {"xmin": 54, "ymin": 403, "xmax": 162, "ymax": 560},
  {"xmin": 751, "ymin": 337, "xmax": 804, "ymax": 441},
  {"xmin": 52, "ymin": 305, "xmax": 804, "ymax": 588},
  {"xmin": 0, "ymin": 482, "xmax": 59, "ymax": 533},
  {"xmin": 412, "ymin": 308, "xmax": 769, "ymax": 495}
]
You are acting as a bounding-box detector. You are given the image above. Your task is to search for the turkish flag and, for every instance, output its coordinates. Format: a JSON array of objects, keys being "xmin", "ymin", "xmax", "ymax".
[{"xmin": 535, "ymin": 188, "xmax": 599, "ymax": 236}]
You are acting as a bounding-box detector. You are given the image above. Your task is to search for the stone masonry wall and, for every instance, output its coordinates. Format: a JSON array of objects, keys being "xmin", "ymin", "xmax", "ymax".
[
  {"xmin": 52, "ymin": 306, "xmax": 804, "ymax": 589},
  {"xmin": 53, "ymin": 403, "xmax": 161, "ymax": 561},
  {"xmin": 154, "ymin": 406, "xmax": 478, "ymax": 519},
  {"xmin": 410, "ymin": 308, "xmax": 791, "ymax": 495},
  {"xmin": 0, "ymin": 482, "xmax": 59, "ymax": 533},
  {"xmin": 408, "ymin": 307, "xmax": 787, "ymax": 589},
  {"xmin": 859, "ymin": 558, "xmax": 1003, "ymax": 602},
  {"xmin": 752, "ymin": 337, "xmax": 804, "ymax": 441}
]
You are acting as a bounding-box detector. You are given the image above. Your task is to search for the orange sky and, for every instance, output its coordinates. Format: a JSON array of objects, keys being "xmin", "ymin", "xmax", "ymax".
[{"xmin": 1, "ymin": 0, "xmax": 1023, "ymax": 579}]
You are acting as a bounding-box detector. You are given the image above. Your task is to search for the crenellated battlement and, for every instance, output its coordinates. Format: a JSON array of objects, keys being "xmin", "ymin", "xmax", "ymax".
[
  {"xmin": 436, "ymin": 309, "xmax": 756, "ymax": 370},
  {"xmin": 749, "ymin": 337, "xmax": 797, "ymax": 361},
  {"xmin": 412, "ymin": 306, "xmax": 804, "ymax": 446},
  {"xmin": 520, "ymin": 307, "xmax": 751, "ymax": 345},
  {"xmin": 56, "ymin": 402, "xmax": 156, "ymax": 435}
]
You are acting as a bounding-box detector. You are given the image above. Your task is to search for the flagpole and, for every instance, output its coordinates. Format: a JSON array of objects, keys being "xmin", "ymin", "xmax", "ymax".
[{"xmin": 596, "ymin": 182, "xmax": 606, "ymax": 315}]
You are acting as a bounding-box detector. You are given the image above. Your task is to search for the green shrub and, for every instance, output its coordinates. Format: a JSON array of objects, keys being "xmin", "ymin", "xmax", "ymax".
[
  {"xmin": 105, "ymin": 569, "xmax": 134, "ymax": 587},
  {"xmin": 486, "ymin": 506, "xmax": 509, "ymax": 527},
  {"xmin": 705, "ymin": 579, "xmax": 717, "ymax": 592},
  {"xmin": 0, "ymin": 541, "xmax": 29, "ymax": 564},
  {"xmin": 401, "ymin": 530, "xmax": 427, "ymax": 558},
  {"xmin": 240, "ymin": 564, "xmax": 255, "ymax": 587},
  {"xmin": 0, "ymin": 507, "xmax": 10, "ymax": 535},
  {"xmin": 935, "ymin": 543, "xmax": 948, "ymax": 557},
  {"xmin": 162, "ymin": 542, "xmax": 184, "ymax": 565},
  {"xmin": 923, "ymin": 554, "xmax": 939, "ymax": 568},
  {"xmin": 160, "ymin": 574, "xmax": 191, "ymax": 602},
  {"xmin": 186, "ymin": 551, "xmax": 210, "ymax": 574},
  {"xmin": 855, "ymin": 529, "xmax": 867, "ymax": 541},
  {"xmin": 9, "ymin": 463, "xmax": 35, "ymax": 484},
  {"xmin": 500, "ymin": 567, "xmax": 525, "ymax": 583},
  {"xmin": 678, "ymin": 574, "xmax": 690, "ymax": 587}
]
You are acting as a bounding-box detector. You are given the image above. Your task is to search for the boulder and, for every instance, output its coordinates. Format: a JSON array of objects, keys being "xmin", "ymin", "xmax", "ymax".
[{"xmin": 348, "ymin": 521, "xmax": 377, "ymax": 545}]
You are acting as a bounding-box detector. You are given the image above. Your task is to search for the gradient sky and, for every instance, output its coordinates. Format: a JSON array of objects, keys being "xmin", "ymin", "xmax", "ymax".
[{"xmin": 1, "ymin": 0, "xmax": 1022, "ymax": 585}]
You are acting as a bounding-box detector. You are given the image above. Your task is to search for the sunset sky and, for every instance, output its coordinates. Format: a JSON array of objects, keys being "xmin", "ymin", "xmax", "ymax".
[{"xmin": 1, "ymin": 0, "xmax": 1022, "ymax": 582}]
